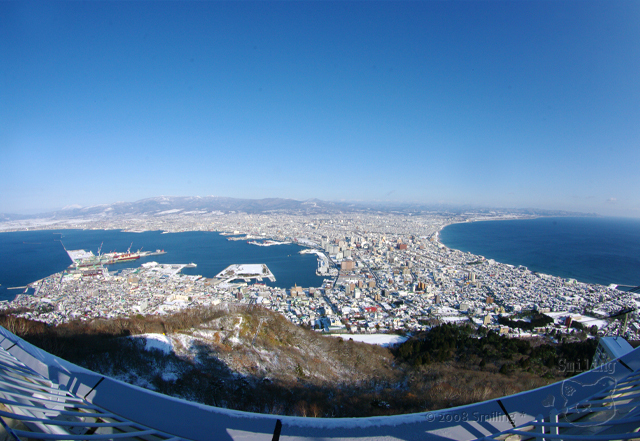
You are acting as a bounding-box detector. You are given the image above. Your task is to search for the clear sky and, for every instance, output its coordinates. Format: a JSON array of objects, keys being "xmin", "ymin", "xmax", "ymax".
[{"xmin": 2, "ymin": 1, "xmax": 639, "ymax": 216}]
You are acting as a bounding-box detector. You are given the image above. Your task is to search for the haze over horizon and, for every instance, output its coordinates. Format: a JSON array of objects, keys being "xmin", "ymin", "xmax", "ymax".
[
  {"xmin": 0, "ymin": 194, "xmax": 607, "ymax": 218},
  {"xmin": 2, "ymin": 1, "xmax": 639, "ymax": 217}
]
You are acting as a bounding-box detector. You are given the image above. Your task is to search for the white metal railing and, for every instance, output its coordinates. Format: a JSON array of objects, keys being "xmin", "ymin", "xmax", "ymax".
[
  {"xmin": 0, "ymin": 345, "xmax": 183, "ymax": 440},
  {"xmin": 478, "ymin": 365, "xmax": 640, "ymax": 440},
  {"xmin": 0, "ymin": 325, "xmax": 639, "ymax": 440}
]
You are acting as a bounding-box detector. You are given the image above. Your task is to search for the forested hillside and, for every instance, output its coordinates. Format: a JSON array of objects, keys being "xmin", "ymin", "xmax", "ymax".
[{"xmin": 0, "ymin": 306, "xmax": 597, "ymax": 417}]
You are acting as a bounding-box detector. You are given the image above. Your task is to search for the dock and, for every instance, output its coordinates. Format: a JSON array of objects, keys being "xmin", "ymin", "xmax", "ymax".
[{"xmin": 215, "ymin": 264, "xmax": 276, "ymax": 284}]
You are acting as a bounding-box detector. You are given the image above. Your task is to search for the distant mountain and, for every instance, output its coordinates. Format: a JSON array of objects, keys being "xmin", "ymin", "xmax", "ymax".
[
  {"xmin": 0, "ymin": 196, "xmax": 596, "ymax": 221},
  {"xmin": 0, "ymin": 197, "xmax": 332, "ymax": 220}
]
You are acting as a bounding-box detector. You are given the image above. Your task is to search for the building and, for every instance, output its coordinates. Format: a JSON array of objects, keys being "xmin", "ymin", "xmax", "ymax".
[{"xmin": 341, "ymin": 260, "xmax": 355, "ymax": 271}]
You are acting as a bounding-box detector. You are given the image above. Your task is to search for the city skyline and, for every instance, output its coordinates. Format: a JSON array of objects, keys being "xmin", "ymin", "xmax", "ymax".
[{"xmin": 2, "ymin": 1, "xmax": 639, "ymax": 217}]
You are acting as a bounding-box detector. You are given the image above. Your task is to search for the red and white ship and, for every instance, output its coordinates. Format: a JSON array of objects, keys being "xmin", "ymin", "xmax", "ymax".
[
  {"xmin": 106, "ymin": 243, "xmax": 141, "ymax": 263},
  {"xmin": 111, "ymin": 252, "xmax": 141, "ymax": 262}
]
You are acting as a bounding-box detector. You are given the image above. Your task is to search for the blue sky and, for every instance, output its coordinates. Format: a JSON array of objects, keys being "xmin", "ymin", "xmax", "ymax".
[{"xmin": 2, "ymin": 1, "xmax": 639, "ymax": 216}]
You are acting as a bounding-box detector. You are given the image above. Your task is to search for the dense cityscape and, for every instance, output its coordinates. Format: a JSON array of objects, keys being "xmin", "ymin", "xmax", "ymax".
[
  {"xmin": 2, "ymin": 0, "xmax": 639, "ymax": 437},
  {"xmin": 3, "ymin": 210, "xmax": 637, "ymax": 342}
]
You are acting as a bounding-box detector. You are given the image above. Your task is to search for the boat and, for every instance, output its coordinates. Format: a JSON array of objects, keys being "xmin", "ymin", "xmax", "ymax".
[
  {"xmin": 111, "ymin": 252, "xmax": 141, "ymax": 262},
  {"xmin": 110, "ymin": 243, "xmax": 141, "ymax": 262},
  {"xmin": 76, "ymin": 242, "xmax": 141, "ymax": 266}
]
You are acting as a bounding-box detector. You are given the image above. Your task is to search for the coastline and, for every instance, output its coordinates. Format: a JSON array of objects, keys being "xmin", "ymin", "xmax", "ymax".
[
  {"xmin": 436, "ymin": 216, "xmax": 638, "ymax": 289},
  {"xmin": 1, "ymin": 213, "xmax": 638, "ymax": 340},
  {"xmin": 2, "ymin": 213, "xmax": 636, "ymax": 306},
  {"xmin": 0, "ymin": 229, "xmax": 325, "ymax": 300}
]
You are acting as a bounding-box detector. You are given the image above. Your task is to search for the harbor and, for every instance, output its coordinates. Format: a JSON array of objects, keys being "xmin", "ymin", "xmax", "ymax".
[
  {"xmin": 0, "ymin": 229, "xmax": 326, "ymax": 302},
  {"xmin": 0, "ymin": 214, "xmax": 638, "ymax": 340},
  {"xmin": 247, "ymin": 240, "xmax": 291, "ymax": 246},
  {"xmin": 66, "ymin": 244, "xmax": 167, "ymax": 268},
  {"xmin": 215, "ymin": 264, "xmax": 276, "ymax": 283},
  {"xmin": 299, "ymin": 248, "xmax": 334, "ymax": 276}
]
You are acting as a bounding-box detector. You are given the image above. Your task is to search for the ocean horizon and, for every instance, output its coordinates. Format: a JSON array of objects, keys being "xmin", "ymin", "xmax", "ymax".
[{"xmin": 439, "ymin": 216, "xmax": 640, "ymax": 288}]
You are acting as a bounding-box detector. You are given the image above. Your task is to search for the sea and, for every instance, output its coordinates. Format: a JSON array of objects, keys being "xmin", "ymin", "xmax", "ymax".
[
  {"xmin": 0, "ymin": 229, "xmax": 326, "ymax": 302},
  {"xmin": 439, "ymin": 216, "xmax": 640, "ymax": 288},
  {"xmin": 2, "ymin": 217, "xmax": 639, "ymax": 302}
]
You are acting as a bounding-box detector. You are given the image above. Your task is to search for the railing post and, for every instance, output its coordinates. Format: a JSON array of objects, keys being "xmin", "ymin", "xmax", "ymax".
[
  {"xmin": 549, "ymin": 409, "xmax": 559, "ymax": 436},
  {"xmin": 536, "ymin": 414, "xmax": 545, "ymax": 441},
  {"xmin": 272, "ymin": 419, "xmax": 282, "ymax": 441}
]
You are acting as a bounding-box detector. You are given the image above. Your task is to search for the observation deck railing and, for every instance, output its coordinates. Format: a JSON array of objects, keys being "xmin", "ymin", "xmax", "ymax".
[{"xmin": 0, "ymin": 326, "xmax": 639, "ymax": 441}]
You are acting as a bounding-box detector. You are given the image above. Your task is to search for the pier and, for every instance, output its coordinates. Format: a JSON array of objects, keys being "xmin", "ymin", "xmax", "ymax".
[{"xmin": 215, "ymin": 264, "xmax": 276, "ymax": 284}]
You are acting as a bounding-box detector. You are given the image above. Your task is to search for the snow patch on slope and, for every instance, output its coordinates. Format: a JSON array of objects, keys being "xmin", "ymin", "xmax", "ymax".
[
  {"xmin": 329, "ymin": 334, "xmax": 408, "ymax": 347},
  {"xmin": 132, "ymin": 333, "xmax": 173, "ymax": 354}
]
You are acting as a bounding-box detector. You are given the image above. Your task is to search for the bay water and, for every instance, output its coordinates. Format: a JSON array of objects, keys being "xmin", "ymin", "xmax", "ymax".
[
  {"xmin": 439, "ymin": 217, "xmax": 640, "ymax": 288},
  {"xmin": 0, "ymin": 229, "xmax": 325, "ymax": 301}
]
